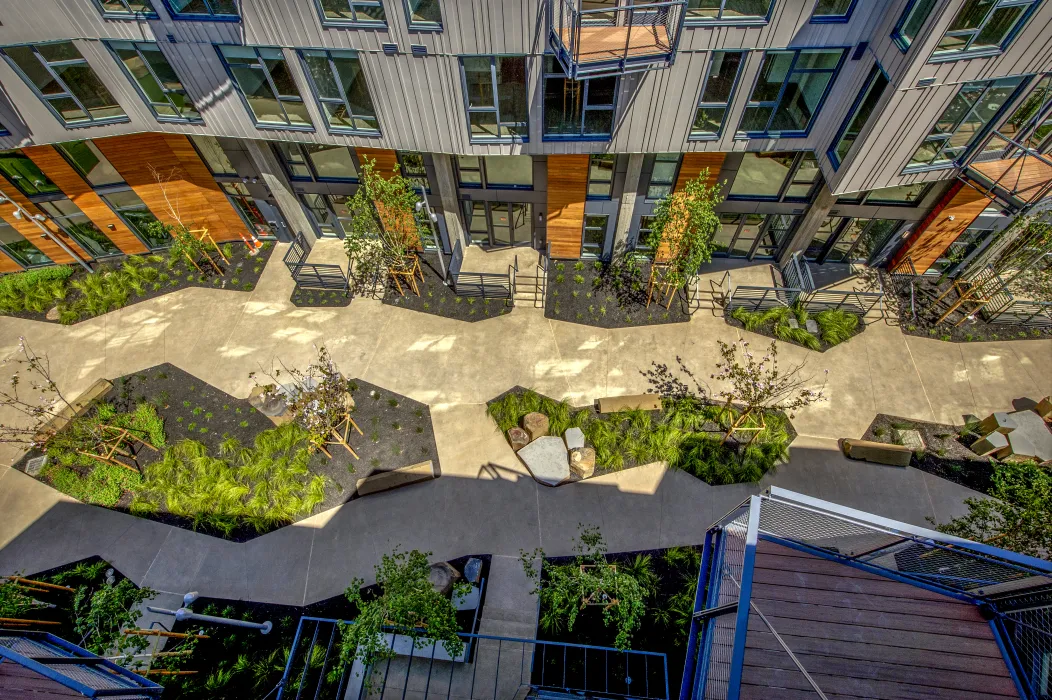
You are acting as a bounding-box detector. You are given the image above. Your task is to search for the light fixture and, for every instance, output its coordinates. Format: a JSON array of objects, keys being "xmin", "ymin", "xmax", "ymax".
[
  {"xmin": 32, "ymin": 214, "xmax": 45, "ymax": 221},
  {"xmin": 12, "ymin": 208, "xmax": 21, "ymax": 220}
]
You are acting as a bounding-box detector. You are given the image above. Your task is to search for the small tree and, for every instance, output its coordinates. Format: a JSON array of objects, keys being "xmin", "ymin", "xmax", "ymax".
[
  {"xmin": 521, "ymin": 525, "xmax": 648, "ymax": 651},
  {"xmin": 73, "ymin": 578, "xmax": 157, "ymax": 661},
  {"xmin": 0, "ymin": 336, "xmax": 79, "ymax": 449},
  {"xmin": 644, "ymin": 169, "xmax": 722, "ymax": 291},
  {"xmin": 338, "ymin": 549, "xmax": 467, "ymax": 671},
  {"xmin": 712, "ymin": 339, "xmax": 826, "ymax": 443}
]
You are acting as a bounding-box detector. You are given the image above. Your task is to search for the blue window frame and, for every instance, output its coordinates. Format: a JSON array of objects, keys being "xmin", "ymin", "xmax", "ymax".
[
  {"xmin": 587, "ymin": 154, "xmax": 615, "ymax": 199},
  {"xmin": 94, "ymin": 0, "xmax": 158, "ymax": 18},
  {"xmin": 162, "ymin": 0, "xmax": 238, "ymax": 20},
  {"xmin": 685, "ymin": 0, "xmax": 774, "ymax": 24},
  {"xmin": 906, "ymin": 75, "xmax": 1028, "ymax": 171},
  {"xmin": 690, "ymin": 50, "xmax": 745, "ymax": 140},
  {"xmin": 216, "ymin": 45, "xmax": 314, "ymax": 130},
  {"xmin": 460, "ymin": 55, "xmax": 529, "ymax": 143},
  {"xmin": 542, "ymin": 56, "xmax": 617, "ymax": 141},
  {"xmin": 404, "ymin": 0, "xmax": 441, "ymax": 29},
  {"xmin": 828, "ymin": 64, "xmax": 889, "ymax": 169},
  {"xmin": 892, "ymin": 0, "xmax": 937, "ymax": 52},
  {"xmin": 107, "ymin": 41, "xmax": 201, "ymax": 123},
  {"xmin": 314, "ymin": 0, "xmax": 387, "ymax": 27},
  {"xmin": 1, "ymin": 42, "xmax": 129, "ymax": 128},
  {"xmin": 298, "ymin": 49, "xmax": 379, "ymax": 135},
  {"xmin": 737, "ymin": 48, "xmax": 846, "ymax": 138},
  {"xmin": 810, "ymin": 0, "xmax": 856, "ymax": 22},
  {"xmin": 931, "ymin": 0, "xmax": 1041, "ymax": 61},
  {"xmin": 274, "ymin": 143, "xmax": 359, "ymax": 182}
]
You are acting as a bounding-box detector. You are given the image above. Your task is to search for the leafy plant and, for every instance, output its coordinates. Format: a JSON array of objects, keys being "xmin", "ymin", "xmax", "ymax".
[
  {"xmin": 73, "ymin": 577, "xmax": 156, "ymax": 659},
  {"xmin": 642, "ymin": 170, "xmax": 722, "ymax": 291},
  {"xmin": 814, "ymin": 309, "xmax": 859, "ymax": 346}
]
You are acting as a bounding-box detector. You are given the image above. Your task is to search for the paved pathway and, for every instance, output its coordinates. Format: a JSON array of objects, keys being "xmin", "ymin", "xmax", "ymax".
[{"xmin": 0, "ymin": 243, "xmax": 1047, "ymax": 605}]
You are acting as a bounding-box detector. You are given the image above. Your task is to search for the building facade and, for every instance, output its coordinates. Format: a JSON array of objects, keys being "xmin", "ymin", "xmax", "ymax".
[{"xmin": 0, "ymin": 0, "xmax": 1048, "ymax": 274}]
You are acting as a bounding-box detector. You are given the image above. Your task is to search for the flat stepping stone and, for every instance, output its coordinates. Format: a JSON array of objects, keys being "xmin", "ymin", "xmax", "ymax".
[
  {"xmin": 564, "ymin": 427, "xmax": 585, "ymax": 450},
  {"xmin": 517, "ymin": 436, "xmax": 570, "ymax": 487},
  {"xmin": 805, "ymin": 319, "xmax": 819, "ymax": 334}
]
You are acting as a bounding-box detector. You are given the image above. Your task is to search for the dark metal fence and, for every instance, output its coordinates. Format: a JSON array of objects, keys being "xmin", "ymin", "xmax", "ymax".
[
  {"xmin": 283, "ymin": 232, "xmax": 351, "ymax": 293},
  {"xmin": 724, "ymin": 286, "xmax": 801, "ymax": 312}
]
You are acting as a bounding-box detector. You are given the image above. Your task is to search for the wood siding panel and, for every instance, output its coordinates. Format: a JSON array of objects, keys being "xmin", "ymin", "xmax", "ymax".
[
  {"xmin": 356, "ymin": 148, "xmax": 400, "ymax": 177},
  {"xmin": 22, "ymin": 145, "xmax": 149, "ymax": 255},
  {"xmin": 546, "ymin": 155, "xmax": 589, "ymax": 259},
  {"xmin": 161, "ymin": 134, "xmax": 250, "ymax": 241},
  {"xmin": 890, "ymin": 182, "xmax": 992, "ymax": 273},
  {"xmin": 0, "ymin": 181, "xmax": 86, "ymax": 264},
  {"xmin": 0, "ymin": 250, "xmax": 23, "ymax": 273},
  {"xmin": 674, "ymin": 152, "xmax": 725, "ymax": 191}
]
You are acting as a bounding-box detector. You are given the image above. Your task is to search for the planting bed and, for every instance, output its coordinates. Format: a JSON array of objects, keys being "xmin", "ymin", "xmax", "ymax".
[
  {"xmin": 0, "ymin": 242, "xmax": 273, "ymax": 325},
  {"xmin": 290, "ymin": 285, "xmax": 352, "ymax": 307},
  {"xmin": 14, "ymin": 364, "xmax": 439, "ymax": 540},
  {"xmin": 382, "ymin": 254, "xmax": 511, "ymax": 322},
  {"xmin": 726, "ymin": 305, "xmax": 865, "ymax": 352},
  {"xmin": 545, "ymin": 259, "xmax": 691, "ymax": 328}
]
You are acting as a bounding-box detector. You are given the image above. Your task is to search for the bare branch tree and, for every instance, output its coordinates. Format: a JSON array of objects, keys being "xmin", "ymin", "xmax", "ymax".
[{"xmin": 0, "ymin": 336, "xmax": 77, "ymax": 447}]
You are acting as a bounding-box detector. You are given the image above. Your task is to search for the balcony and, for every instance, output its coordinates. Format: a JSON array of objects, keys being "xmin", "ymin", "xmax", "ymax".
[
  {"xmin": 549, "ymin": 0, "xmax": 687, "ymax": 79},
  {"xmin": 958, "ymin": 129, "xmax": 1052, "ymax": 214}
]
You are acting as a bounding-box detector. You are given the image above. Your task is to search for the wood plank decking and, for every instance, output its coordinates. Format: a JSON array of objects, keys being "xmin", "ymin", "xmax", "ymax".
[
  {"xmin": 560, "ymin": 24, "xmax": 671, "ymax": 63},
  {"xmin": 740, "ymin": 540, "xmax": 1018, "ymax": 699}
]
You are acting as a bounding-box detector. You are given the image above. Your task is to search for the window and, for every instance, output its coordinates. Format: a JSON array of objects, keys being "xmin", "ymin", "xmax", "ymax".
[
  {"xmin": 462, "ymin": 201, "xmax": 532, "ymax": 246},
  {"xmin": 738, "ymin": 48, "xmax": 845, "ymax": 137},
  {"xmin": 837, "ymin": 182, "xmax": 932, "ymax": 206},
  {"xmin": 109, "ymin": 41, "xmax": 200, "ymax": 122},
  {"xmin": 646, "ymin": 153, "xmax": 680, "ymax": 200},
  {"xmin": 543, "ymin": 57, "xmax": 617, "ymax": 140},
  {"xmin": 405, "ymin": 0, "xmax": 441, "ymax": 28},
  {"xmin": 103, "ymin": 190, "xmax": 166, "ymax": 248},
  {"xmin": 222, "ymin": 182, "xmax": 273, "ymax": 237},
  {"xmin": 455, "ymin": 156, "xmax": 533, "ymax": 189},
  {"xmin": 276, "ymin": 143, "xmax": 358, "ymax": 181},
  {"xmin": 998, "ymin": 73, "xmax": 1052, "ymax": 149},
  {"xmin": 162, "ymin": 0, "xmax": 238, "ymax": 19},
  {"xmin": 588, "ymin": 154, "xmax": 615, "ymax": 198},
  {"xmin": 0, "ymin": 150, "xmax": 60, "ymax": 196},
  {"xmin": 38, "ymin": 199, "xmax": 120, "ymax": 258},
  {"xmin": 300, "ymin": 193, "xmax": 343, "ymax": 237},
  {"xmin": 2, "ymin": 42, "xmax": 128, "ymax": 127},
  {"xmin": 828, "ymin": 66, "xmax": 889, "ymax": 169},
  {"xmin": 806, "ymin": 217, "xmax": 900, "ymax": 263},
  {"xmin": 460, "ymin": 56, "xmax": 529, "ymax": 142},
  {"xmin": 316, "ymin": 0, "xmax": 386, "ymax": 25},
  {"xmin": 217, "ymin": 46, "xmax": 312, "ymax": 128},
  {"xmin": 893, "ymin": 0, "xmax": 937, "ymax": 51},
  {"xmin": 399, "ymin": 151, "xmax": 429, "ymax": 194},
  {"xmin": 931, "ymin": 226, "xmax": 998, "ymax": 274},
  {"xmin": 685, "ymin": 0, "xmax": 774, "ymax": 22},
  {"xmin": 691, "ymin": 51, "xmax": 745, "ymax": 139},
  {"xmin": 299, "ymin": 50, "xmax": 379, "ymax": 135},
  {"xmin": 0, "ymin": 220, "xmax": 51, "ymax": 267},
  {"xmin": 728, "ymin": 152, "xmax": 819, "ymax": 201},
  {"xmin": 582, "ymin": 214, "xmax": 609, "ymax": 256},
  {"xmin": 56, "ymin": 140, "xmax": 124, "ymax": 186},
  {"xmin": 634, "ymin": 215, "xmax": 654, "ymax": 252},
  {"xmin": 711, "ymin": 213, "xmax": 795, "ymax": 258},
  {"xmin": 190, "ymin": 136, "xmax": 237, "ymax": 176},
  {"xmin": 907, "ymin": 76, "xmax": 1026, "ymax": 170},
  {"xmin": 95, "ymin": 0, "xmax": 158, "ymax": 17},
  {"xmin": 810, "ymin": 0, "xmax": 854, "ymax": 21},
  {"xmin": 933, "ymin": 0, "xmax": 1039, "ymax": 59}
]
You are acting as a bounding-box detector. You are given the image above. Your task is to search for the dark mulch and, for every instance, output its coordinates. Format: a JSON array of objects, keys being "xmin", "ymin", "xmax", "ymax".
[
  {"xmin": 14, "ymin": 364, "xmax": 440, "ymax": 541},
  {"xmin": 3, "ymin": 242, "xmax": 274, "ymax": 325},
  {"xmin": 545, "ymin": 260, "xmax": 691, "ymax": 328},
  {"xmin": 860, "ymin": 413, "xmax": 994, "ymax": 494},
  {"xmin": 724, "ymin": 311, "xmax": 866, "ymax": 352},
  {"xmin": 291, "ymin": 285, "xmax": 352, "ymax": 307},
  {"xmin": 382, "ymin": 254, "xmax": 512, "ymax": 322},
  {"xmin": 887, "ymin": 274, "xmax": 1050, "ymax": 343}
]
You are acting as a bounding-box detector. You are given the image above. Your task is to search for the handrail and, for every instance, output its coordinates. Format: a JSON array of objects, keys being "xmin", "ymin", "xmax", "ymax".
[{"xmin": 958, "ymin": 129, "xmax": 1052, "ymax": 212}]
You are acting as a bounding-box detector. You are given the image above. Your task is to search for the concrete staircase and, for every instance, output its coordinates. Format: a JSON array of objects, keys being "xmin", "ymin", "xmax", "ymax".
[{"xmin": 513, "ymin": 268, "xmax": 546, "ymax": 309}]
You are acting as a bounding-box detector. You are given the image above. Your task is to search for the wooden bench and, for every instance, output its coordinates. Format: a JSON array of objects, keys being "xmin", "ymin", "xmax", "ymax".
[
  {"xmin": 355, "ymin": 460, "xmax": 435, "ymax": 497},
  {"xmin": 32, "ymin": 378, "xmax": 113, "ymax": 444},
  {"xmin": 595, "ymin": 393, "xmax": 662, "ymax": 414},
  {"xmin": 840, "ymin": 438, "xmax": 912, "ymax": 467}
]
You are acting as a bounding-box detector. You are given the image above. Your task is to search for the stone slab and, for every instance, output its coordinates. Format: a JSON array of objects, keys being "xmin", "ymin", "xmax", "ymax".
[
  {"xmin": 841, "ymin": 438, "xmax": 912, "ymax": 467},
  {"xmin": 893, "ymin": 428, "xmax": 925, "ymax": 453},
  {"xmin": 972, "ymin": 431, "xmax": 1009, "ymax": 457},
  {"xmin": 805, "ymin": 319, "xmax": 819, "ymax": 334},
  {"xmin": 564, "ymin": 427, "xmax": 585, "ymax": 451},
  {"xmin": 517, "ymin": 436, "xmax": 570, "ymax": 487},
  {"xmin": 453, "ymin": 584, "xmax": 481, "ymax": 611},
  {"xmin": 1006, "ymin": 410, "xmax": 1052, "ymax": 462},
  {"xmin": 355, "ymin": 460, "xmax": 435, "ymax": 497},
  {"xmin": 596, "ymin": 393, "xmax": 661, "ymax": 414},
  {"xmin": 979, "ymin": 412, "xmax": 1017, "ymax": 436}
]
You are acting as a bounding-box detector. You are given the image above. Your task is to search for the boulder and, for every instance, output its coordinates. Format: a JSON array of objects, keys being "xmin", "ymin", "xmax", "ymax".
[
  {"xmin": 972, "ymin": 431, "xmax": 1009, "ymax": 458},
  {"xmin": 569, "ymin": 447, "xmax": 596, "ymax": 479},
  {"xmin": 249, "ymin": 385, "xmax": 289, "ymax": 417},
  {"xmin": 841, "ymin": 438, "xmax": 912, "ymax": 467},
  {"xmin": 428, "ymin": 562, "xmax": 461, "ymax": 595},
  {"xmin": 564, "ymin": 427, "xmax": 585, "ymax": 451},
  {"xmin": 463, "ymin": 557, "xmax": 483, "ymax": 584},
  {"xmin": 45, "ymin": 306, "xmax": 60, "ymax": 321},
  {"xmin": 979, "ymin": 412, "xmax": 1017, "ymax": 436},
  {"xmin": 805, "ymin": 319, "xmax": 819, "ymax": 334},
  {"xmin": 787, "ymin": 318, "xmax": 799, "ymax": 329},
  {"xmin": 517, "ymin": 435, "xmax": 571, "ymax": 486},
  {"xmin": 1035, "ymin": 396, "xmax": 1052, "ymax": 421},
  {"xmin": 507, "ymin": 427, "xmax": 530, "ymax": 452},
  {"xmin": 893, "ymin": 428, "xmax": 925, "ymax": 453},
  {"xmin": 523, "ymin": 412, "xmax": 550, "ymax": 441}
]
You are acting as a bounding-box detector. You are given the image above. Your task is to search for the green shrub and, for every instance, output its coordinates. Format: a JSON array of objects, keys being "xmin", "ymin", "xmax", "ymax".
[
  {"xmin": 815, "ymin": 309, "xmax": 859, "ymax": 346},
  {"xmin": 0, "ymin": 266, "xmax": 74, "ymax": 313},
  {"xmin": 43, "ymin": 462, "xmax": 142, "ymax": 507},
  {"xmin": 775, "ymin": 324, "xmax": 821, "ymax": 350}
]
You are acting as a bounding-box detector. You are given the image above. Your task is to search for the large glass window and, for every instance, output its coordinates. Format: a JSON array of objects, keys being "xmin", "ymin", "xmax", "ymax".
[
  {"xmin": 316, "ymin": 0, "xmax": 386, "ymax": 25},
  {"xmin": 57, "ymin": 140, "xmax": 124, "ymax": 186},
  {"xmin": 893, "ymin": 0, "xmax": 937, "ymax": 51},
  {"xmin": 805, "ymin": 216, "xmax": 845, "ymax": 260},
  {"xmin": 462, "ymin": 201, "xmax": 532, "ymax": 247},
  {"xmin": 275, "ymin": 143, "xmax": 357, "ymax": 181},
  {"xmin": 931, "ymin": 225, "xmax": 998, "ymax": 274},
  {"xmin": 582, "ymin": 214, "xmax": 609, "ymax": 256},
  {"xmin": 96, "ymin": 0, "xmax": 158, "ymax": 16},
  {"xmin": 685, "ymin": 0, "xmax": 773, "ymax": 22},
  {"xmin": 711, "ymin": 213, "xmax": 796, "ymax": 259},
  {"xmin": 647, "ymin": 153, "xmax": 681, "ymax": 200},
  {"xmin": 299, "ymin": 50, "xmax": 379, "ymax": 134},
  {"xmin": 738, "ymin": 48, "xmax": 845, "ymax": 137},
  {"xmin": 811, "ymin": 0, "xmax": 855, "ymax": 21},
  {"xmin": 691, "ymin": 51, "xmax": 744, "ymax": 139},
  {"xmin": 907, "ymin": 76, "xmax": 1026, "ymax": 169},
  {"xmin": 455, "ymin": 156, "xmax": 533, "ymax": 189},
  {"xmin": 837, "ymin": 183, "xmax": 932, "ymax": 206},
  {"xmin": 805, "ymin": 216, "xmax": 899, "ymax": 263},
  {"xmin": 38, "ymin": 199, "xmax": 120, "ymax": 258},
  {"xmin": 399, "ymin": 152, "xmax": 430, "ymax": 194},
  {"xmin": 222, "ymin": 182, "xmax": 274, "ymax": 237},
  {"xmin": 218, "ymin": 46, "xmax": 312, "ymax": 128},
  {"xmin": 728, "ymin": 152, "xmax": 819, "ymax": 201},
  {"xmin": 829, "ymin": 66, "xmax": 889, "ymax": 169},
  {"xmin": 543, "ymin": 57, "xmax": 617, "ymax": 140},
  {"xmin": 0, "ymin": 221, "xmax": 51, "ymax": 267},
  {"xmin": 588, "ymin": 154, "xmax": 615, "ymax": 199},
  {"xmin": 2, "ymin": 42, "xmax": 127, "ymax": 126},
  {"xmin": 163, "ymin": 0, "xmax": 238, "ymax": 19},
  {"xmin": 190, "ymin": 136, "xmax": 237, "ymax": 176},
  {"xmin": 997, "ymin": 73, "xmax": 1052, "ymax": 149},
  {"xmin": 109, "ymin": 41, "xmax": 199, "ymax": 122},
  {"xmin": 0, "ymin": 150, "xmax": 60, "ymax": 196},
  {"xmin": 933, "ymin": 0, "xmax": 1039, "ymax": 59},
  {"xmin": 300, "ymin": 193, "xmax": 342, "ymax": 237},
  {"xmin": 461, "ymin": 56, "xmax": 529, "ymax": 142},
  {"xmin": 102, "ymin": 190, "xmax": 166, "ymax": 249},
  {"xmin": 404, "ymin": 0, "xmax": 441, "ymax": 28}
]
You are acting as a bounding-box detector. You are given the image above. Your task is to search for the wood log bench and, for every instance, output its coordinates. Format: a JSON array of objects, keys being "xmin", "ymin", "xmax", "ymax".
[
  {"xmin": 840, "ymin": 438, "xmax": 912, "ymax": 467},
  {"xmin": 32, "ymin": 378, "xmax": 113, "ymax": 444},
  {"xmin": 355, "ymin": 460, "xmax": 435, "ymax": 497},
  {"xmin": 595, "ymin": 393, "xmax": 662, "ymax": 414}
]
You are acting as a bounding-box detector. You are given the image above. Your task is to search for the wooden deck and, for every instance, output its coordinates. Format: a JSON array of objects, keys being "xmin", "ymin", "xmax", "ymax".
[
  {"xmin": 560, "ymin": 24, "xmax": 671, "ymax": 63},
  {"xmin": 969, "ymin": 152, "xmax": 1052, "ymax": 205},
  {"xmin": 739, "ymin": 540, "xmax": 1019, "ymax": 699}
]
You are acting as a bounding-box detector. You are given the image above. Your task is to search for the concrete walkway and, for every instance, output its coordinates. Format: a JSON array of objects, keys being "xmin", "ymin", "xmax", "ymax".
[{"xmin": 0, "ymin": 242, "xmax": 1047, "ymax": 605}]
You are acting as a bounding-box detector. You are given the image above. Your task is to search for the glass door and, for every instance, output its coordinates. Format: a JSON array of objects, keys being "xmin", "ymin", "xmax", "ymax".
[{"xmin": 463, "ymin": 201, "xmax": 532, "ymax": 247}]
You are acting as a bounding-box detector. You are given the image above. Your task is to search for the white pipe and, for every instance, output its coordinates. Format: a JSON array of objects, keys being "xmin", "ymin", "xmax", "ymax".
[{"xmin": 0, "ymin": 186, "xmax": 92, "ymax": 272}]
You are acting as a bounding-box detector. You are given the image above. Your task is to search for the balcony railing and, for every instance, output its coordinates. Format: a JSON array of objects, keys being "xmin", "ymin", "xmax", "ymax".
[
  {"xmin": 549, "ymin": 0, "xmax": 687, "ymax": 79},
  {"xmin": 958, "ymin": 129, "xmax": 1052, "ymax": 213}
]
